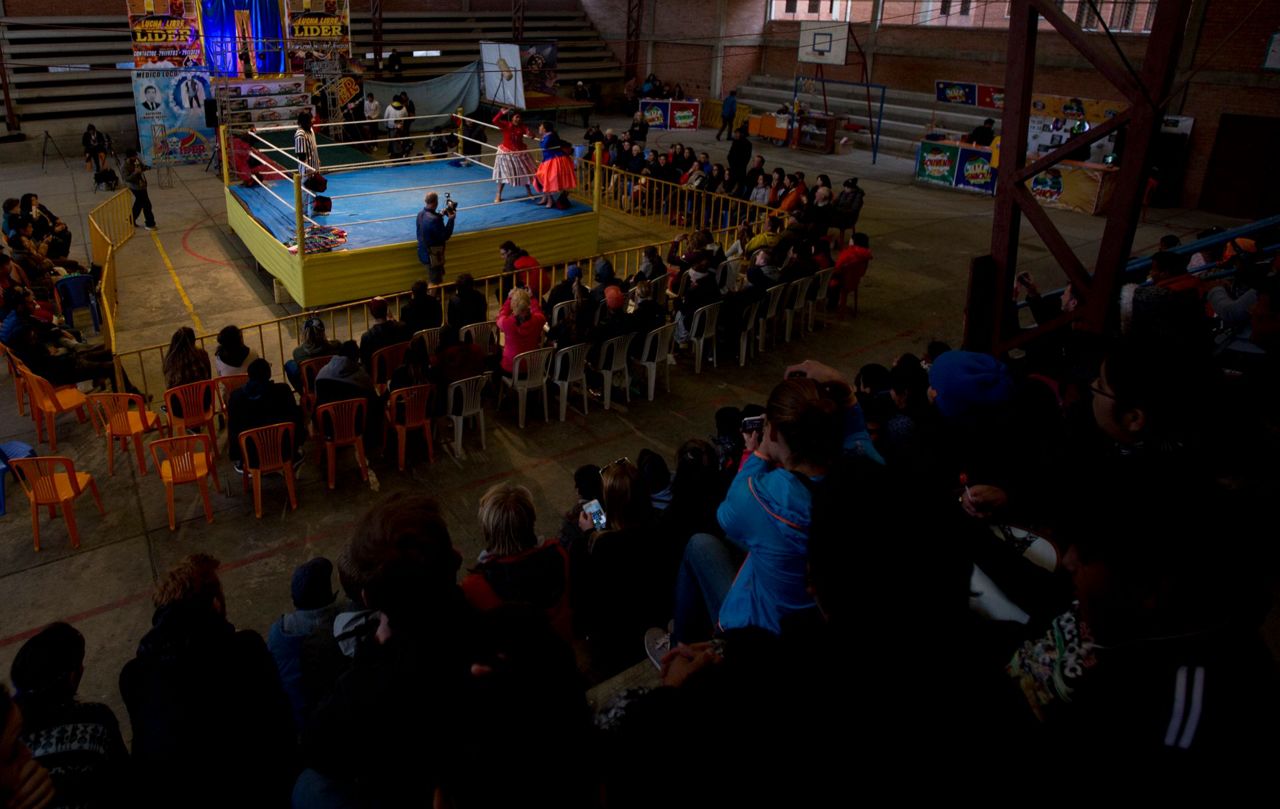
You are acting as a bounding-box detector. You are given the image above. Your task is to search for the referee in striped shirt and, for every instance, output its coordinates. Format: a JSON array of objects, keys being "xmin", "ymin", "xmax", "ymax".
[{"xmin": 294, "ymin": 111, "xmax": 320, "ymax": 215}]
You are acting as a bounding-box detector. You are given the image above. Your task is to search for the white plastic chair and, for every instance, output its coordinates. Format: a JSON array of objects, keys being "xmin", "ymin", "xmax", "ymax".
[
  {"xmin": 688, "ymin": 301, "xmax": 721, "ymax": 374},
  {"xmin": 499, "ymin": 347, "xmax": 553, "ymax": 428},
  {"xmin": 550, "ymin": 300, "xmax": 577, "ymax": 328},
  {"xmin": 737, "ymin": 300, "xmax": 761, "ymax": 367},
  {"xmin": 630, "ymin": 322, "xmax": 676, "ymax": 401},
  {"xmin": 551, "ymin": 343, "xmax": 590, "ymax": 422},
  {"xmin": 445, "ymin": 375, "xmax": 487, "ymax": 458},
  {"xmin": 664, "ymin": 270, "xmax": 689, "ymax": 310},
  {"xmin": 757, "ymin": 284, "xmax": 787, "ymax": 353},
  {"xmin": 806, "ymin": 267, "xmax": 835, "ymax": 332},
  {"xmin": 459, "ymin": 320, "xmax": 500, "ymax": 356},
  {"xmin": 782, "ymin": 277, "xmax": 812, "ymax": 343},
  {"xmin": 414, "ymin": 326, "xmax": 443, "ymax": 356},
  {"xmin": 597, "ymin": 332, "xmax": 635, "ymax": 410}
]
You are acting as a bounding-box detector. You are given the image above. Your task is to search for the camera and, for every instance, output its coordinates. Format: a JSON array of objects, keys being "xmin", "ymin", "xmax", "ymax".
[{"xmin": 443, "ymin": 192, "xmax": 458, "ymax": 216}]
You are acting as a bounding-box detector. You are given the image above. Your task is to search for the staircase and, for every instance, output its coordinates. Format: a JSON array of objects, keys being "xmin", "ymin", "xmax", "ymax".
[
  {"xmin": 735, "ymin": 74, "xmax": 1004, "ymax": 161},
  {"xmin": 0, "ymin": 9, "xmax": 623, "ymax": 151}
]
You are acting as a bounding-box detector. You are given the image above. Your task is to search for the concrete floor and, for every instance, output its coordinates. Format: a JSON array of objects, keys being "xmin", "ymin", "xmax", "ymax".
[{"xmin": 0, "ymin": 115, "xmax": 1243, "ymax": 737}]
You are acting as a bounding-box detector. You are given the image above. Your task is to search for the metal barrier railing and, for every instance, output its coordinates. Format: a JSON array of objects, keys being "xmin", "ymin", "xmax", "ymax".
[
  {"xmin": 86, "ymin": 190, "xmax": 134, "ymax": 378},
  {"xmin": 112, "ymin": 220, "xmax": 747, "ymax": 398},
  {"xmin": 579, "ymin": 162, "xmax": 777, "ymax": 231}
]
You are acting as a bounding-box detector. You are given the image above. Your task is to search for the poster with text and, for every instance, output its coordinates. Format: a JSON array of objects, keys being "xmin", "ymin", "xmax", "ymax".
[
  {"xmin": 669, "ymin": 101, "xmax": 700, "ymax": 130},
  {"xmin": 977, "ymin": 84, "xmax": 1004, "ymax": 111},
  {"xmin": 288, "ymin": 0, "xmax": 351, "ymax": 73},
  {"xmin": 127, "ymin": 0, "xmax": 203, "ymax": 68},
  {"xmin": 1030, "ymin": 166, "xmax": 1103, "ymax": 214},
  {"xmin": 915, "ymin": 142, "xmax": 960, "ymax": 187},
  {"xmin": 480, "ymin": 42, "xmax": 525, "ymax": 109},
  {"xmin": 519, "ymin": 41, "xmax": 558, "ymax": 95},
  {"xmin": 935, "ymin": 81, "xmax": 976, "ymax": 106},
  {"xmin": 954, "ymin": 146, "xmax": 997, "ymax": 194},
  {"xmin": 133, "ymin": 69, "xmax": 215, "ymax": 164},
  {"xmin": 640, "ymin": 100, "xmax": 671, "ymax": 129}
]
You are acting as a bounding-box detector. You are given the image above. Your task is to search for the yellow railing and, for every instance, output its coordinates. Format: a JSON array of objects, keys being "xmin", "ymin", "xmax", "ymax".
[
  {"xmin": 579, "ymin": 162, "xmax": 776, "ymax": 232},
  {"xmin": 86, "ymin": 190, "xmax": 134, "ymax": 378},
  {"xmin": 112, "ymin": 222, "xmax": 746, "ymax": 398}
]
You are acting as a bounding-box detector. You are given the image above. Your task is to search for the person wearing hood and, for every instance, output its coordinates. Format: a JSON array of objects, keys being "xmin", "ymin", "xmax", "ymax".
[
  {"xmin": 316, "ymin": 340, "xmax": 384, "ymax": 447},
  {"xmin": 546, "ymin": 263, "xmax": 584, "ymax": 311},
  {"xmin": 268, "ymin": 558, "xmax": 349, "ymax": 734},
  {"xmin": 673, "ymin": 258, "xmax": 721, "ymax": 345},
  {"xmin": 119, "ymin": 553, "xmax": 296, "ymax": 807},
  {"xmin": 226, "ymin": 358, "xmax": 306, "ymax": 473},
  {"xmin": 384, "ymin": 97, "xmax": 408, "ymax": 157}
]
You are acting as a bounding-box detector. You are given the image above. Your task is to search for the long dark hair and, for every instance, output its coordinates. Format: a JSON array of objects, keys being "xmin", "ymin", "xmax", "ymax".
[{"xmin": 163, "ymin": 326, "xmax": 211, "ymax": 387}]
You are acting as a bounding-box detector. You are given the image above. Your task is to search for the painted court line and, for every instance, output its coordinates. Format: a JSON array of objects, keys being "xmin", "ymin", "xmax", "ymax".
[{"xmin": 150, "ymin": 229, "xmax": 204, "ymax": 332}]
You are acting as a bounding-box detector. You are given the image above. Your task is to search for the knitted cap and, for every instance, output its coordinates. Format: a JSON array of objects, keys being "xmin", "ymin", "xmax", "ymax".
[
  {"xmin": 928, "ymin": 351, "xmax": 1013, "ymax": 424},
  {"xmin": 604, "ymin": 285, "xmax": 625, "ymax": 310},
  {"xmin": 291, "ymin": 557, "xmax": 336, "ymax": 610}
]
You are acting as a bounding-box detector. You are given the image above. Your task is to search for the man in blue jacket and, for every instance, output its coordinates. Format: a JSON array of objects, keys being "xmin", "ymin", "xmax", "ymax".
[
  {"xmin": 716, "ymin": 89, "xmax": 738, "ymax": 141},
  {"xmin": 415, "ymin": 192, "xmax": 456, "ymax": 285}
]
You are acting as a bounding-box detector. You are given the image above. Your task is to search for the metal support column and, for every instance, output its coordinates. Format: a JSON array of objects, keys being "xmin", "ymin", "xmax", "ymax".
[
  {"xmin": 371, "ymin": 0, "xmax": 384, "ymax": 68},
  {"xmin": 625, "ymin": 0, "xmax": 645, "ymax": 80},
  {"xmin": 971, "ymin": 0, "xmax": 1195, "ymax": 355},
  {"xmin": 513, "ymin": 0, "xmax": 528, "ymax": 42}
]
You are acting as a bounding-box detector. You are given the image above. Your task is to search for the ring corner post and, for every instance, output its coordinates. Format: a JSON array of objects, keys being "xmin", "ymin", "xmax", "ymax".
[
  {"xmin": 219, "ymin": 125, "xmax": 230, "ymax": 186},
  {"xmin": 456, "ymin": 106, "xmax": 465, "ymax": 152},
  {"xmin": 293, "ymin": 171, "xmax": 306, "ymax": 271},
  {"xmin": 592, "ymin": 142, "xmax": 603, "ymax": 211}
]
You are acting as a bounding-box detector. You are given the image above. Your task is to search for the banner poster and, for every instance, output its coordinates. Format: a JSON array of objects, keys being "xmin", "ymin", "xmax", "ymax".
[
  {"xmin": 1029, "ymin": 166, "xmax": 1102, "ymax": 214},
  {"xmin": 133, "ymin": 69, "xmax": 215, "ymax": 164},
  {"xmin": 915, "ymin": 142, "xmax": 960, "ymax": 187},
  {"xmin": 640, "ymin": 100, "xmax": 671, "ymax": 129},
  {"xmin": 287, "ymin": 0, "xmax": 351, "ymax": 73},
  {"xmin": 669, "ymin": 101, "xmax": 700, "ymax": 130},
  {"xmin": 934, "ymin": 81, "xmax": 977, "ymax": 106},
  {"xmin": 954, "ymin": 146, "xmax": 997, "ymax": 194},
  {"xmin": 1029, "ymin": 93, "xmax": 1126, "ymax": 126},
  {"xmin": 219, "ymin": 78, "xmax": 311, "ymax": 126},
  {"xmin": 519, "ymin": 42, "xmax": 558, "ymax": 95},
  {"xmin": 977, "ymin": 84, "xmax": 1004, "ymax": 111},
  {"xmin": 127, "ymin": 0, "xmax": 204, "ymax": 68}
]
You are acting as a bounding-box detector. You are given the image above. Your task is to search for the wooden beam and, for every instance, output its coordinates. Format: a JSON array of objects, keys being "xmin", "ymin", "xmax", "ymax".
[
  {"xmin": 1028, "ymin": 0, "xmax": 1146, "ymax": 103},
  {"xmin": 1011, "ymin": 184, "xmax": 1093, "ymax": 293},
  {"xmin": 1011, "ymin": 110, "xmax": 1129, "ymax": 184}
]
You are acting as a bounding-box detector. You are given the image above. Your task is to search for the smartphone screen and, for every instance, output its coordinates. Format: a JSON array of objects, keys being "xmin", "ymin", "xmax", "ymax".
[
  {"xmin": 583, "ymin": 499, "xmax": 607, "ymax": 531},
  {"xmin": 741, "ymin": 415, "xmax": 765, "ymax": 434}
]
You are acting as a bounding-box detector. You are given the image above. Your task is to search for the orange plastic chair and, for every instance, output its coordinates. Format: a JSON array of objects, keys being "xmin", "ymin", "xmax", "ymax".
[
  {"xmin": 370, "ymin": 341, "xmax": 411, "ymax": 395},
  {"xmin": 216, "ymin": 373, "xmax": 250, "ymax": 413},
  {"xmin": 384, "ymin": 383, "xmax": 434, "ymax": 471},
  {"xmin": 1, "ymin": 343, "xmax": 31, "ymax": 416},
  {"xmin": 315, "ymin": 398, "xmax": 369, "ymax": 490},
  {"xmin": 9, "ymin": 456, "xmax": 105, "ymax": 551},
  {"xmin": 238, "ymin": 421, "xmax": 299, "ymax": 517},
  {"xmin": 149, "ymin": 434, "xmax": 222, "ymax": 530},
  {"xmin": 164, "ymin": 380, "xmax": 218, "ymax": 455},
  {"xmin": 87, "ymin": 392, "xmax": 163, "ymax": 475},
  {"xmin": 298, "ymin": 356, "xmax": 332, "ymax": 426},
  {"xmin": 21, "ymin": 369, "xmax": 89, "ymax": 452}
]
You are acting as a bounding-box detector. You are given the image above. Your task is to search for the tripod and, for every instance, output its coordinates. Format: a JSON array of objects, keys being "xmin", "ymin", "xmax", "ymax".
[{"xmin": 41, "ymin": 130, "xmax": 68, "ymax": 173}]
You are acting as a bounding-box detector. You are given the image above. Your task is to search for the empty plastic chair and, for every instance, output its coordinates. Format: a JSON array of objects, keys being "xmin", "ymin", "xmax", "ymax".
[
  {"xmin": 1, "ymin": 342, "xmax": 32, "ymax": 417},
  {"xmin": 384, "ymin": 383, "xmax": 434, "ymax": 470},
  {"xmin": 629, "ymin": 322, "xmax": 676, "ymax": 402},
  {"xmin": 0, "ymin": 440, "xmax": 37, "ymax": 517},
  {"xmin": 238, "ymin": 422, "xmax": 299, "ymax": 518},
  {"xmin": 808, "ymin": 266, "xmax": 836, "ymax": 331},
  {"xmin": 149, "ymin": 434, "xmax": 221, "ymax": 530},
  {"xmin": 597, "ymin": 332, "xmax": 634, "ymax": 410},
  {"xmin": 55, "ymin": 274, "xmax": 100, "ymax": 333},
  {"xmin": 551, "ymin": 343, "xmax": 590, "ymax": 422},
  {"xmin": 87, "ymin": 392, "xmax": 163, "ymax": 475},
  {"xmin": 499, "ymin": 347, "xmax": 553, "ymax": 428},
  {"xmin": 216, "ymin": 373, "xmax": 250, "ymax": 414},
  {"xmin": 315, "ymin": 398, "xmax": 370, "ymax": 491},
  {"xmin": 370, "ymin": 341, "xmax": 411, "ymax": 395},
  {"xmin": 10, "ymin": 456, "xmax": 105, "ymax": 551},
  {"xmin": 459, "ymin": 321, "xmax": 500, "ymax": 356},
  {"xmin": 164, "ymin": 380, "xmax": 218, "ymax": 456},
  {"xmin": 757, "ymin": 284, "xmax": 787, "ymax": 353},
  {"xmin": 21, "ymin": 369, "xmax": 89, "ymax": 452},
  {"xmin": 782, "ymin": 277, "xmax": 812, "ymax": 343},
  {"xmin": 688, "ymin": 301, "xmax": 721, "ymax": 374},
  {"xmin": 737, "ymin": 300, "xmax": 761, "ymax": 367},
  {"xmin": 445, "ymin": 375, "xmax": 488, "ymax": 458}
]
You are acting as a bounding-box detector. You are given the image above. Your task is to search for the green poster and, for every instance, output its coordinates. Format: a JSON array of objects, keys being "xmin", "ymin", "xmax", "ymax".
[{"xmin": 916, "ymin": 142, "xmax": 960, "ymax": 187}]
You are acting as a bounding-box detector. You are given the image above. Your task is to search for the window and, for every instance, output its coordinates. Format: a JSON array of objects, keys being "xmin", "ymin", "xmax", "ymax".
[
  {"xmin": 1076, "ymin": 0, "xmax": 1099, "ymax": 30},
  {"xmin": 808, "ymin": 0, "xmax": 821, "ymax": 12},
  {"xmin": 785, "ymin": 0, "xmax": 797, "ymax": 11},
  {"xmin": 1111, "ymin": 0, "xmax": 1136, "ymax": 30},
  {"xmin": 768, "ymin": 0, "xmax": 848, "ymax": 21},
  {"xmin": 960, "ymin": 0, "xmax": 971, "ymax": 14},
  {"xmin": 940, "ymin": 0, "xmax": 951, "ymax": 14}
]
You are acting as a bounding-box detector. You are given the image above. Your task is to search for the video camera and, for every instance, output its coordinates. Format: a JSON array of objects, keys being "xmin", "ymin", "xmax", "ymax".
[{"xmin": 443, "ymin": 192, "xmax": 458, "ymax": 216}]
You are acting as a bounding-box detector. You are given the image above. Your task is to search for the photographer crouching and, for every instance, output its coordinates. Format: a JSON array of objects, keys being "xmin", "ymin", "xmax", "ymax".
[{"xmin": 416, "ymin": 191, "xmax": 457, "ymax": 286}]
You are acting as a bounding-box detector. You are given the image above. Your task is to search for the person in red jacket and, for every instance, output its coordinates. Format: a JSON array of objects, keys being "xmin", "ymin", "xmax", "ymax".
[
  {"xmin": 461, "ymin": 483, "xmax": 573, "ymax": 644},
  {"xmin": 834, "ymin": 232, "xmax": 872, "ymax": 316},
  {"xmin": 491, "ymin": 108, "xmax": 536, "ymax": 203},
  {"xmin": 496, "ymin": 288, "xmax": 546, "ymax": 375}
]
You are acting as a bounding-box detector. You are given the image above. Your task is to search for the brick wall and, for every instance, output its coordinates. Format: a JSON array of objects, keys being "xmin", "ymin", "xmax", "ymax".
[{"xmin": 0, "ymin": 0, "xmax": 580, "ymax": 15}]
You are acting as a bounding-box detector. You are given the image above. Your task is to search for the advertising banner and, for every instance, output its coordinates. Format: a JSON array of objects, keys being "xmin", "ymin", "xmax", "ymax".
[
  {"xmin": 1030, "ymin": 166, "xmax": 1104, "ymax": 214},
  {"xmin": 934, "ymin": 80, "xmax": 977, "ymax": 106},
  {"xmin": 977, "ymin": 84, "xmax": 1004, "ymax": 111},
  {"xmin": 640, "ymin": 99, "xmax": 670, "ymax": 129},
  {"xmin": 219, "ymin": 78, "xmax": 311, "ymax": 127},
  {"xmin": 669, "ymin": 101, "xmax": 700, "ymax": 130},
  {"xmin": 127, "ymin": 0, "xmax": 204, "ymax": 68},
  {"xmin": 1029, "ymin": 93, "xmax": 1125, "ymax": 126},
  {"xmin": 133, "ymin": 69, "xmax": 215, "ymax": 164},
  {"xmin": 915, "ymin": 142, "xmax": 960, "ymax": 187},
  {"xmin": 287, "ymin": 0, "xmax": 351, "ymax": 73},
  {"xmin": 954, "ymin": 146, "xmax": 997, "ymax": 194},
  {"xmin": 519, "ymin": 42, "xmax": 558, "ymax": 95}
]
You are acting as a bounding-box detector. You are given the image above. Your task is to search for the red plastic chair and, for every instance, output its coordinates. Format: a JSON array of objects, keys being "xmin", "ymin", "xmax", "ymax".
[
  {"xmin": 298, "ymin": 356, "xmax": 331, "ymax": 426},
  {"xmin": 315, "ymin": 398, "xmax": 369, "ymax": 490},
  {"xmin": 370, "ymin": 341, "xmax": 411, "ymax": 395},
  {"xmin": 150, "ymin": 434, "xmax": 221, "ymax": 530},
  {"xmin": 164, "ymin": 380, "xmax": 218, "ymax": 455},
  {"xmin": 384, "ymin": 383, "xmax": 434, "ymax": 471},
  {"xmin": 87, "ymin": 392, "xmax": 163, "ymax": 475},
  {"xmin": 238, "ymin": 422, "xmax": 299, "ymax": 518},
  {"xmin": 9, "ymin": 456, "xmax": 105, "ymax": 551}
]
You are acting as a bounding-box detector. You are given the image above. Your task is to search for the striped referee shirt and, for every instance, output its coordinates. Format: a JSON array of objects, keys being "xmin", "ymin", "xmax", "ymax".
[{"xmin": 294, "ymin": 127, "xmax": 320, "ymax": 173}]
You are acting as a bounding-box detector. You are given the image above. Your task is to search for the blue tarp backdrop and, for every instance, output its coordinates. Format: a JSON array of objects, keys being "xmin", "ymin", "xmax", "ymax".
[{"xmin": 365, "ymin": 62, "xmax": 481, "ymax": 119}]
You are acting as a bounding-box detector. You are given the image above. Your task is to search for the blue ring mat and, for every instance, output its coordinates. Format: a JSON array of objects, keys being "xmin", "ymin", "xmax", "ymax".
[{"xmin": 231, "ymin": 160, "xmax": 590, "ymax": 251}]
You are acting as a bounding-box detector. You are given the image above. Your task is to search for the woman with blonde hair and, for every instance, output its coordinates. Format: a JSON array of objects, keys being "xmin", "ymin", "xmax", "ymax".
[{"xmin": 495, "ymin": 287, "xmax": 546, "ymax": 376}]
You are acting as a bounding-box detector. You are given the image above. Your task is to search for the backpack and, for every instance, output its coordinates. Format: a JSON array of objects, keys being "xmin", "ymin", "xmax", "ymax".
[{"xmin": 312, "ymin": 195, "xmax": 332, "ymax": 214}]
